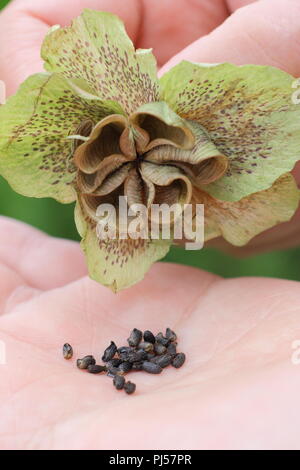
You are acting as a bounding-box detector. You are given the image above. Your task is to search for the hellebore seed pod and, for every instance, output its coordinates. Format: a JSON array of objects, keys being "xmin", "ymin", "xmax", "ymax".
[
  {"xmin": 124, "ymin": 381, "xmax": 136, "ymax": 394},
  {"xmin": 113, "ymin": 374, "xmax": 125, "ymax": 390},
  {"xmin": 143, "ymin": 330, "xmax": 156, "ymax": 344},
  {"xmin": 127, "ymin": 328, "xmax": 143, "ymax": 347},
  {"xmin": 63, "ymin": 343, "xmax": 73, "ymax": 360},
  {"xmin": 88, "ymin": 364, "xmax": 106, "ymax": 374},
  {"xmin": 77, "ymin": 355, "xmax": 96, "ymax": 370},
  {"xmin": 102, "ymin": 341, "xmax": 117, "ymax": 362},
  {"xmin": 172, "ymin": 353, "xmax": 186, "ymax": 369},
  {"xmin": 142, "ymin": 361, "xmax": 162, "ymax": 374}
]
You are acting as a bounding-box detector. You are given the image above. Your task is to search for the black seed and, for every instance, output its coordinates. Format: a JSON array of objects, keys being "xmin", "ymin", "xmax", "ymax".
[
  {"xmin": 139, "ymin": 341, "xmax": 154, "ymax": 352},
  {"xmin": 132, "ymin": 362, "xmax": 143, "ymax": 370},
  {"xmin": 154, "ymin": 343, "xmax": 167, "ymax": 355},
  {"xmin": 128, "ymin": 349, "xmax": 147, "ymax": 363},
  {"xmin": 102, "ymin": 341, "xmax": 117, "ymax": 362},
  {"xmin": 166, "ymin": 328, "xmax": 177, "ymax": 342},
  {"xmin": 167, "ymin": 343, "xmax": 177, "ymax": 356},
  {"xmin": 113, "ymin": 374, "xmax": 125, "ymax": 390},
  {"xmin": 63, "ymin": 343, "xmax": 73, "ymax": 360},
  {"xmin": 156, "ymin": 354, "xmax": 172, "ymax": 368},
  {"xmin": 118, "ymin": 361, "xmax": 133, "ymax": 374},
  {"xmin": 77, "ymin": 355, "xmax": 96, "ymax": 370},
  {"xmin": 127, "ymin": 328, "xmax": 142, "ymax": 347},
  {"xmin": 147, "ymin": 352, "xmax": 156, "ymax": 361},
  {"xmin": 87, "ymin": 364, "xmax": 106, "ymax": 374},
  {"xmin": 107, "ymin": 358, "xmax": 122, "ymax": 368},
  {"xmin": 117, "ymin": 346, "xmax": 133, "ymax": 361},
  {"xmin": 142, "ymin": 361, "xmax": 163, "ymax": 374},
  {"xmin": 124, "ymin": 381, "xmax": 136, "ymax": 394},
  {"xmin": 143, "ymin": 330, "xmax": 155, "ymax": 344},
  {"xmin": 155, "ymin": 333, "xmax": 169, "ymax": 346},
  {"xmin": 107, "ymin": 366, "xmax": 120, "ymax": 377},
  {"xmin": 172, "ymin": 353, "xmax": 186, "ymax": 369}
]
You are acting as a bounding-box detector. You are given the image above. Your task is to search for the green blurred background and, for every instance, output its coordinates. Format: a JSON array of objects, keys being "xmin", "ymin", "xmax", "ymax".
[{"xmin": 0, "ymin": 0, "xmax": 299, "ymax": 281}]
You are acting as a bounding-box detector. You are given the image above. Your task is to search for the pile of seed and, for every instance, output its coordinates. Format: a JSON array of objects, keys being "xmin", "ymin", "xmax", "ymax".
[{"xmin": 63, "ymin": 328, "xmax": 185, "ymax": 395}]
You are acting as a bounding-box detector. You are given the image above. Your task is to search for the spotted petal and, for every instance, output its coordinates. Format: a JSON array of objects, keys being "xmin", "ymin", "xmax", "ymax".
[
  {"xmin": 161, "ymin": 62, "xmax": 300, "ymax": 201},
  {"xmin": 192, "ymin": 173, "xmax": 299, "ymax": 246},
  {"xmin": 0, "ymin": 73, "xmax": 123, "ymax": 202},
  {"xmin": 42, "ymin": 10, "xmax": 159, "ymax": 115},
  {"xmin": 75, "ymin": 198, "xmax": 171, "ymax": 292}
]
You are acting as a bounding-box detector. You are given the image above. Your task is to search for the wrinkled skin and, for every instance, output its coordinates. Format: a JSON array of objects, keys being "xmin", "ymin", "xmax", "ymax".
[{"xmin": 0, "ymin": 0, "xmax": 300, "ymax": 450}]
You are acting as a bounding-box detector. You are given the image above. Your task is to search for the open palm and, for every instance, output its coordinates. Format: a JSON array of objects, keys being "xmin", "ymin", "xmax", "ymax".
[
  {"xmin": 0, "ymin": 0, "xmax": 300, "ymax": 450},
  {"xmin": 0, "ymin": 217, "xmax": 300, "ymax": 450}
]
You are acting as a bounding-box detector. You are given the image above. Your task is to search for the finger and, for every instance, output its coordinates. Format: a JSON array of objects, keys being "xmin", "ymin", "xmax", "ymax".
[
  {"xmin": 139, "ymin": 0, "xmax": 229, "ymax": 66},
  {"xmin": 160, "ymin": 0, "xmax": 300, "ymax": 77},
  {"xmin": 0, "ymin": 0, "xmax": 140, "ymax": 95},
  {"xmin": 0, "ymin": 216, "xmax": 87, "ymax": 290}
]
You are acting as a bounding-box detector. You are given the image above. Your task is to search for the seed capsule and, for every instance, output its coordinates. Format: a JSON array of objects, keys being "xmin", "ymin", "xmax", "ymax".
[
  {"xmin": 142, "ymin": 361, "xmax": 162, "ymax": 374},
  {"xmin": 77, "ymin": 355, "xmax": 96, "ymax": 370},
  {"xmin": 154, "ymin": 342, "xmax": 167, "ymax": 355},
  {"xmin": 143, "ymin": 330, "xmax": 156, "ymax": 344},
  {"xmin": 167, "ymin": 343, "xmax": 177, "ymax": 356},
  {"xmin": 156, "ymin": 354, "xmax": 172, "ymax": 368},
  {"xmin": 113, "ymin": 374, "xmax": 125, "ymax": 390},
  {"xmin": 124, "ymin": 381, "xmax": 136, "ymax": 394},
  {"xmin": 102, "ymin": 341, "xmax": 117, "ymax": 362},
  {"xmin": 139, "ymin": 341, "xmax": 154, "ymax": 353},
  {"xmin": 63, "ymin": 343, "xmax": 73, "ymax": 360},
  {"xmin": 172, "ymin": 353, "xmax": 186, "ymax": 369},
  {"xmin": 165, "ymin": 328, "xmax": 177, "ymax": 343},
  {"xmin": 118, "ymin": 361, "xmax": 132, "ymax": 374},
  {"xmin": 88, "ymin": 364, "xmax": 106, "ymax": 374},
  {"xmin": 155, "ymin": 333, "xmax": 169, "ymax": 346},
  {"xmin": 127, "ymin": 328, "xmax": 142, "ymax": 347}
]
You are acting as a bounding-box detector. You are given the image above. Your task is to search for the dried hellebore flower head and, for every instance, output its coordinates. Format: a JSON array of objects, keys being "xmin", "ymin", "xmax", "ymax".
[{"xmin": 0, "ymin": 10, "xmax": 299, "ymax": 292}]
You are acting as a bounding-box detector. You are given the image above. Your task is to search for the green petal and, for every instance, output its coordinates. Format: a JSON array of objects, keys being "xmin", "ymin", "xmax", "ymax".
[
  {"xmin": 0, "ymin": 73, "xmax": 123, "ymax": 202},
  {"xmin": 75, "ymin": 199, "xmax": 171, "ymax": 292},
  {"xmin": 42, "ymin": 10, "xmax": 159, "ymax": 115},
  {"xmin": 160, "ymin": 61, "xmax": 300, "ymax": 201},
  {"xmin": 192, "ymin": 173, "xmax": 300, "ymax": 246}
]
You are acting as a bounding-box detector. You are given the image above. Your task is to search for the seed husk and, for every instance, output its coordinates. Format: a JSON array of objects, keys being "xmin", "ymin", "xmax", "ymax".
[
  {"xmin": 172, "ymin": 353, "xmax": 186, "ymax": 369},
  {"xmin": 102, "ymin": 341, "xmax": 117, "ymax": 362},
  {"xmin": 77, "ymin": 355, "xmax": 96, "ymax": 370},
  {"xmin": 143, "ymin": 330, "xmax": 156, "ymax": 344},
  {"xmin": 88, "ymin": 364, "xmax": 107, "ymax": 374},
  {"xmin": 118, "ymin": 361, "xmax": 132, "ymax": 374},
  {"xmin": 156, "ymin": 354, "xmax": 172, "ymax": 368},
  {"xmin": 154, "ymin": 342, "xmax": 167, "ymax": 355},
  {"xmin": 142, "ymin": 361, "xmax": 162, "ymax": 374},
  {"xmin": 113, "ymin": 374, "xmax": 125, "ymax": 390},
  {"xmin": 165, "ymin": 328, "xmax": 177, "ymax": 343},
  {"xmin": 167, "ymin": 343, "xmax": 177, "ymax": 356},
  {"xmin": 127, "ymin": 328, "xmax": 142, "ymax": 347},
  {"xmin": 63, "ymin": 343, "xmax": 73, "ymax": 360},
  {"xmin": 124, "ymin": 381, "xmax": 136, "ymax": 394},
  {"xmin": 139, "ymin": 341, "xmax": 154, "ymax": 353}
]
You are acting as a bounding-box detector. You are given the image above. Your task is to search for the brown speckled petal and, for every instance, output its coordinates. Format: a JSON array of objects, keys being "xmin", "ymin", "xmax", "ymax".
[
  {"xmin": 42, "ymin": 10, "xmax": 160, "ymax": 114},
  {"xmin": 161, "ymin": 62, "xmax": 300, "ymax": 201}
]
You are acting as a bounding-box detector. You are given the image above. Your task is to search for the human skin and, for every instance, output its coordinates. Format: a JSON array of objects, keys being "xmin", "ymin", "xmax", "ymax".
[{"xmin": 0, "ymin": 0, "xmax": 300, "ymax": 450}]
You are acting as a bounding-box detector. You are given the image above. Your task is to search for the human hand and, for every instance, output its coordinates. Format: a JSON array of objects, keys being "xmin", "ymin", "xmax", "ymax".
[
  {"xmin": 0, "ymin": 217, "xmax": 300, "ymax": 450},
  {"xmin": 0, "ymin": 0, "xmax": 299, "ymax": 255}
]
